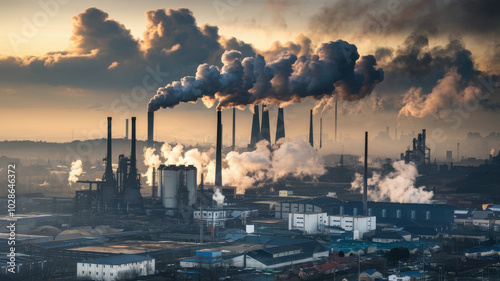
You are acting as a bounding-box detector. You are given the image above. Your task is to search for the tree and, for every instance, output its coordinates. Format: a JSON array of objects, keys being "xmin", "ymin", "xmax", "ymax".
[
  {"xmin": 338, "ymin": 250, "xmax": 345, "ymax": 257},
  {"xmin": 385, "ymin": 247, "xmax": 410, "ymax": 265}
]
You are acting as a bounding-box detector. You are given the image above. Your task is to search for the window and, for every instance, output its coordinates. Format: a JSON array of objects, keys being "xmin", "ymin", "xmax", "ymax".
[
  {"xmin": 110, "ymin": 273, "xmax": 113, "ymax": 276},
  {"xmin": 368, "ymin": 208, "xmax": 373, "ymax": 216},
  {"xmin": 411, "ymin": 210, "xmax": 416, "ymax": 219},
  {"xmin": 103, "ymin": 265, "xmax": 106, "ymax": 268},
  {"xmin": 82, "ymin": 271, "xmax": 84, "ymax": 274},
  {"xmin": 382, "ymin": 209, "xmax": 387, "ymax": 218},
  {"xmin": 353, "ymin": 208, "xmax": 358, "ymax": 216},
  {"xmin": 96, "ymin": 272, "xmax": 98, "ymax": 275},
  {"xmin": 426, "ymin": 211, "xmax": 431, "ymax": 220},
  {"xmin": 111, "ymin": 265, "xmax": 113, "ymax": 268},
  {"xmin": 89, "ymin": 271, "xmax": 91, "ymax": 274},
  {"xmin": 396, "ymin": 209, "xmax": 402, "ymax": 218}
]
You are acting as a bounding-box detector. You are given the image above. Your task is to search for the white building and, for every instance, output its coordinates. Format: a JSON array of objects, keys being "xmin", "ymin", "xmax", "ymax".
[
  {"xmin": 193, "ymin": 209, "xmax": 228, "ymax": 227},
  {"xmin": 288, "ymin": 213, "xmax": 376, "ymax": 238},
  {"xmin": 77, "ymin": 255, "xmax": 155, "ymax": 281},
  {"xmin": 279, "ymin": 190, "xmax": 293, "ymax": 197},
  {"xmin": 388, "ymin": 275, "xmax": 410, "ymax": 281}
]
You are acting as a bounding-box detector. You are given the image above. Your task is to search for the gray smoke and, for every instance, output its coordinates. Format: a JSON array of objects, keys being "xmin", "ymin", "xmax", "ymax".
[{"xmin": 147, "ymin": 40, "xmax": 384, "ymax": 111}]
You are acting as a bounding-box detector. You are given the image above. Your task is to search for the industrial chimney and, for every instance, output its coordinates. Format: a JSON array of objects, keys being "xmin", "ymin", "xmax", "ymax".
[
  {"xmin": 249, "ymin": 105, "xmax": 260, "ymax": 148},
  {"xmin": 335, "ymin": 97, "xmax": 338, "ymax": 144},
  {"xmin": 123, "ymin": 117, "xmax": 142, "ymax": 204},
  {"xmin": 232, "ymin": 108, "xmax": 236, "ymax": 151},
  {"xmin": 309, "ymin": 110, "xmax": 314, "ymax": 147},
  {"xmin": 275, "ymin": 107, "xmax": 285, "ymax": 143},
  {"xmin": 320, "ymin": 117, "xmax": 323, "ymax": 149},
  {"xmin": 125, "ymin": 119, "xmax": 129, "ymax": 140},
  {"xmin": 100, "ymin": 117, "xmax": 117, "ymax": 202},
  {"xmin": 260, "ymin": 105, "xmax": 271, "ymax": 143},
  {"xmin": 363, "ymin": 131, "xmax": 368, "ymax": 216},
  {"xmin": 147, "ymin": 111, "xmax": 154, "ymax": 147},
  {"xmin": 215, "ymin": 109, "xmax": 223, "ymax": 187}
]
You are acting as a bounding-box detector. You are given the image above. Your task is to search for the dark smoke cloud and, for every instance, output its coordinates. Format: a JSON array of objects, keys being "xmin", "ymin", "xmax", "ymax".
[
  {"xmin": 0, "ymin": 7, "xmax": 255, "ymax": 90},
  {"xmin": 148, "ymin": 40, "xmax": 384, "ymax": 111},
  {"xmin": 309, "ymin": 0, "xmax": 500, "ymax": 37}
]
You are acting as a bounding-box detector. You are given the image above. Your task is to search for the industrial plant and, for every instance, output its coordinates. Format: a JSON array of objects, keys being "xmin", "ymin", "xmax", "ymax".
[{"xmin": 1, "ymin": 2, "xmax": 500, "ymax": 281}]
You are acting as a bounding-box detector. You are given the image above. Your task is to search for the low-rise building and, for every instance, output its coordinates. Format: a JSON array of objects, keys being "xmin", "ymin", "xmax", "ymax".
[
  {"xmin": 288, "ymin": 212, "xmax": 376, "ymax": 238},
  {"xmin": 77, "ymin": 254, "xmax": 155, "ymax": 281}
]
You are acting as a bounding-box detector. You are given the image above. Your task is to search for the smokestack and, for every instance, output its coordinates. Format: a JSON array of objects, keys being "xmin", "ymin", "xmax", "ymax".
[
  {"xmin": 260, "ymin": 105, "xmax": 271, "ymax": 143},
  {"xmin": 147, "ymin": 111, "xmax": 154, "ymax": 147},
  {"xmin": 249, "ymin": 105, "xmax": 260, "ymax": 148},
  {"xmin": 457, "ymin": 142, "xmax": 460, "ymax": 162},
  {"xmin": 275, "ymin": 107, "xmax": 285, "ymax": 143},
  {"xmin": 106, "ymin": 117, "xmax": 113, "ymax": 177},
  {"xmin": 320, "ymin": 117, "xmax": 323, "ymax": 149},
  {"xmin": 152, "ymin": 167, "xmax": 156, "ymax": 198},
  {"xmin": 309, "ymin": 110, "xmax": 314, "ymax": 147},
  {"xmin": 130, "ymin": 117, "xmax": 137, "ymax": 175},
  {"xmin": 335, "ymin": 97, "xmax": 338, "ymax": 144},
  {"xmin": 125, "ymin": 119, "xmax": 129, "ymax": 140},
  {"xmin": 232, "ymin": 108, "xmax": 236, "ymax": 151},
  {"xmin": 123, "ymin": 116, "xmax": 143, "ymax": 204},
  {"xmin": 363, "ymin": 131, "xmax": 368, "ymax": 216},
  {"xmin": 215, "ymin": 109, "xmax": 223, "ymax": 187}
]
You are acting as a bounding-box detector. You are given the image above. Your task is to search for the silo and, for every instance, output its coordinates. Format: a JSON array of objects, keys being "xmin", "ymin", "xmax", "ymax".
[
  {"xmin": 161, "ymin": 166, "xmax": 179, "ymax": 212},
  {"xmin": 186, "ymin": 165, "xmax": 197, "ymax": 206}
]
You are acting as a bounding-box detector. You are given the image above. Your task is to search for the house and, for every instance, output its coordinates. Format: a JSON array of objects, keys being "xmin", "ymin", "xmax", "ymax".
[
  {"xmin": 77, "ymin": 254, "xmax": 155, "ymax": 281},
  {"xmin": 360, "ymin": 269, "xmax": 384, "ymax": 280}
]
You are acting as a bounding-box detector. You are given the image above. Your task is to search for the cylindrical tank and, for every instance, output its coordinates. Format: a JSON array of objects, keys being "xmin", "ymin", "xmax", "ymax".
[
  {"xmin": 161, "ymin": 166, "xmax": 179, "ymax": 211},
  {"xmin": 186, "ymin": 165, "xmax": 197, "ymax": 206}
]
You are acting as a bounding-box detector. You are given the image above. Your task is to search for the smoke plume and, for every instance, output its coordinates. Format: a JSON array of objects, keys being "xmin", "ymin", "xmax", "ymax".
[
  {"xmin": 68, "ymin": 160, "xmax": 83, "ymax": 185},
  {"xmin": 148, "ymin": 40, "xmax": 384, "ymax": 111},
  {"xmin": 142, "ymin": 147, "xmax": 162, "ymax": 186},
  {"xmin": 146, "ymin": 139, "xmax": 325, "ymax": 193},
  {"xmin": 213, "ymin": 187, "xmax": 225, "ymax": 207},
  {"xmin": 351, "ymin": 160, "xmax": 433, "ymax": 203},
  {"xmin": 399, "ymin": 68, "xmax": 482, "ymax": 118}
]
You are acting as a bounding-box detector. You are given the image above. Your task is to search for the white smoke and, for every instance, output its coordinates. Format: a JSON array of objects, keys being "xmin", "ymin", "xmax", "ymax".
[
  {"xmin": 491, "ymin": 148, "xmax": 496, "ymax": 156},
  {"xmin": 68, "ymin": 160, "xmax": 83, "ymax": 185},
  {"xmin": 39, "ymin": 181, "xmax": 49, "ymax": 187},
  {"xmin": 142, "ymin": 147, "xmax": 162, "ymax": 186},
  {"xmin": 350, "ymin": 160, "xmax": 433, "ymax": 203},
  {"xmin": 151, "ymin": 139, "xmax": 325, "ymax": 194},
  {"xmin": 213, "ymin": 187, "xmax": 225, "ymax": 207}
]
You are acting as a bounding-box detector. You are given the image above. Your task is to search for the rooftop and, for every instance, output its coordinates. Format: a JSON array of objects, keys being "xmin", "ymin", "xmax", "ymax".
[{"xmin": 83, "ymin": 254, "xmax": 153, "ymax": 265}]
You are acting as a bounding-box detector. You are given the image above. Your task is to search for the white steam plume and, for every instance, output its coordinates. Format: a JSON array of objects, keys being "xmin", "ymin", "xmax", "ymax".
[
  {"xmin": 68, "ymin": 160, "xmax": 83, "ymax": 186},
  {"xmin": 213, "ymin": 187, "xmax": 225, "ymax": 207},
  {"xmin": 350, "ymin": 160, "xmax": 433, "ymax": 203},
  {"xmin": 491, "ymin": 148, "xmax": 495, "ymax": 156},
  {"xmin": 142, "ymin": 147, "xmax": 162, "ymax": 186}
]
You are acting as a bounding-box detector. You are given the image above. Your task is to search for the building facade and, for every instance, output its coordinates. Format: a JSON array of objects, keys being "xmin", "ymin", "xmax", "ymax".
[{"xmin": 77, "ymin": 255, "xmax": 155, "ymax": 281}]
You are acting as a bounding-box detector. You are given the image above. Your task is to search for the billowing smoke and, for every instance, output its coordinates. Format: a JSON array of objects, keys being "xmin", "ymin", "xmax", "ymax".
[
  {"xmin": 399, "ymin": 68, "xmax": 483, "ymax": 118},
  {"xmin": 68, "ymin": 160, "xmax": 84, "ymax": 185},
  {"xmin": 148, "ymin": 40, "xmax": 384, "ymax": 111},
  {"xmin": 145, "ymin": 139, "xmax": 325, "ymax": 193},
  {"xmin": 491, "ymin": 148, "xmax": 496, "ymax": 156},
  {"xmin": 142, "ymin": 147, "xmax": 162, "ymax": 186},
  {"xmin": 351, "ymin": 160, "xmax": 433, "ymax": 203},
  {"xmin": 213, "ymin": 187, "xmax": 225, "ymax": 207}
]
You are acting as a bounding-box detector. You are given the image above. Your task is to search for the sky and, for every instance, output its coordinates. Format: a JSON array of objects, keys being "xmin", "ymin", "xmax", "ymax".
[{"xmin": 1, "ymin": 0, "xmax": 499, "ymax": 158}]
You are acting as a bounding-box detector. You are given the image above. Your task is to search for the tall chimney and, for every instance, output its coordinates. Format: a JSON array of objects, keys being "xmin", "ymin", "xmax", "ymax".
[
  {"xmin": 320, "ymin": 117, "xmax": 323, "ymax": 149},
  {"xmin": 100, "ymin": 117, "xmax": 116, "ymax": 201},
  {"xmin": 249, "ymin": 105, "xmax": 260, "ymax": 148},
  {"xmin": 275, "ymin": 107, "xmax": 285, "ymax": 143},
  {"xmin": 123, "ymin": 116, "xmax": 143, "ymax": 204},
  {"xmin": 335, "ymin": 97, "xmax": 338, "ymax": 144},
  {"xmin": 363, "ymin": 131, "xmax": 368, "ymax": 216},
  {"xmin": 147, "ymin": 111, "xmax": 154, "ymax": 147},
  {"xmin": 125, "ymin": 119, "xmax": 129, "ymax": 140},
  {"xmin": 215, "ymin": 109, "xmax": 223, "ymax": 187},
  {"xmin": 309, "ymin": 110, "xmax": 314, "ymax": 147},
  {"xmin": 130, "ymin": 117, "xmax": 137, "ymax": 176},
  {"xmin": 106, "ymin": 117, "xmax": 113, "ymax": 178},
  {"xmin": 232, "ymin": 108, "xmax": 236, "ymax": 151},
  {"xmin": 152, "ymin": 167, "xmax": 157, "ymax": 198},
  {"xmin": 457, "ymin": 142, "xmax": 460, "ymax": 162},
  {"xmin": 260, "ymin": 105, "xmax": 271, "ymax": 143}
]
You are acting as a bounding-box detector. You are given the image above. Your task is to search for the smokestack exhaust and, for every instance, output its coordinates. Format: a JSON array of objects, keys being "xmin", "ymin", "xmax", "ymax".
[
  {"xmin": 215, "ymin": 109, "xmax": 223, "ymax": 187},
  {"xmin": 275, "ymin": 107, "xmax": 285, "ymax": 143},
  {"xmin": 309, "ymin": 110, "xmax": 314, "ymax": 147},
  {"xmin": 363, "ymin": 131, "xmax": 368, "ymax": 216},
  {"xmin": 147, "ymin": 111, "xmax": 154, "ymax": 147}
]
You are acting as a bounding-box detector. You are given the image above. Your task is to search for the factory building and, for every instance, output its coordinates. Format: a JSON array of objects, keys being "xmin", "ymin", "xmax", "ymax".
[
  {"xmin": 400, "ymin": 129, "xmax": 430, "ymax": 166},
  {"xmin": 193, "ymin": 209, "xmax": 229, "ymax": 227},
  {"xmin": 158, "ymin": 164, "xmax": 197, "ymax": 216},
  {"xmin": 288, "ymin": 213, "xmax": 376, "ymax": 238},
  {"xmin": 77, "ymin": 254, "xmax": 155, "ymax": 281},
  {"xmin": 275, "ymin": 197, "xmax": 344, "ymax": 219}
]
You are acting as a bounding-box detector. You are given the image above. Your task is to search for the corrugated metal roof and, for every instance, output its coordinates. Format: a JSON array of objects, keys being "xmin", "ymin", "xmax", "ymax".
[{"xmin": 83, "ymin": 254, "xmax": 152, "ymax": 265}]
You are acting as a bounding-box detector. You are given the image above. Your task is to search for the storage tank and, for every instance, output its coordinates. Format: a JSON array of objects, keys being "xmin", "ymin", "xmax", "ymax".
[{"xmin": 160, "ymin": 165, "xmax": 179, "ymax": 214}]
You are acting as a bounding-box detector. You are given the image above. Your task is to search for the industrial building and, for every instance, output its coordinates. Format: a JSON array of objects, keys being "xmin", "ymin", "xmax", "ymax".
[
  {"xmin": 288, "ymin": 212, "xmax": 376, "ymax": 238},
  {"xmin": 77, "ymin": 254, "xmax": 155, "ymax": 281},
  {"xmin": 158, "ymin": 164, "xmax": 197, "ymax": 216}
]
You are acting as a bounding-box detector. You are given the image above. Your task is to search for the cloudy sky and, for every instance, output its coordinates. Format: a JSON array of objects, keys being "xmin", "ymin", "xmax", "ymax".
[{"xmin": 1, "ymin": 0, "xmax": 499, "ymax": 157}]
